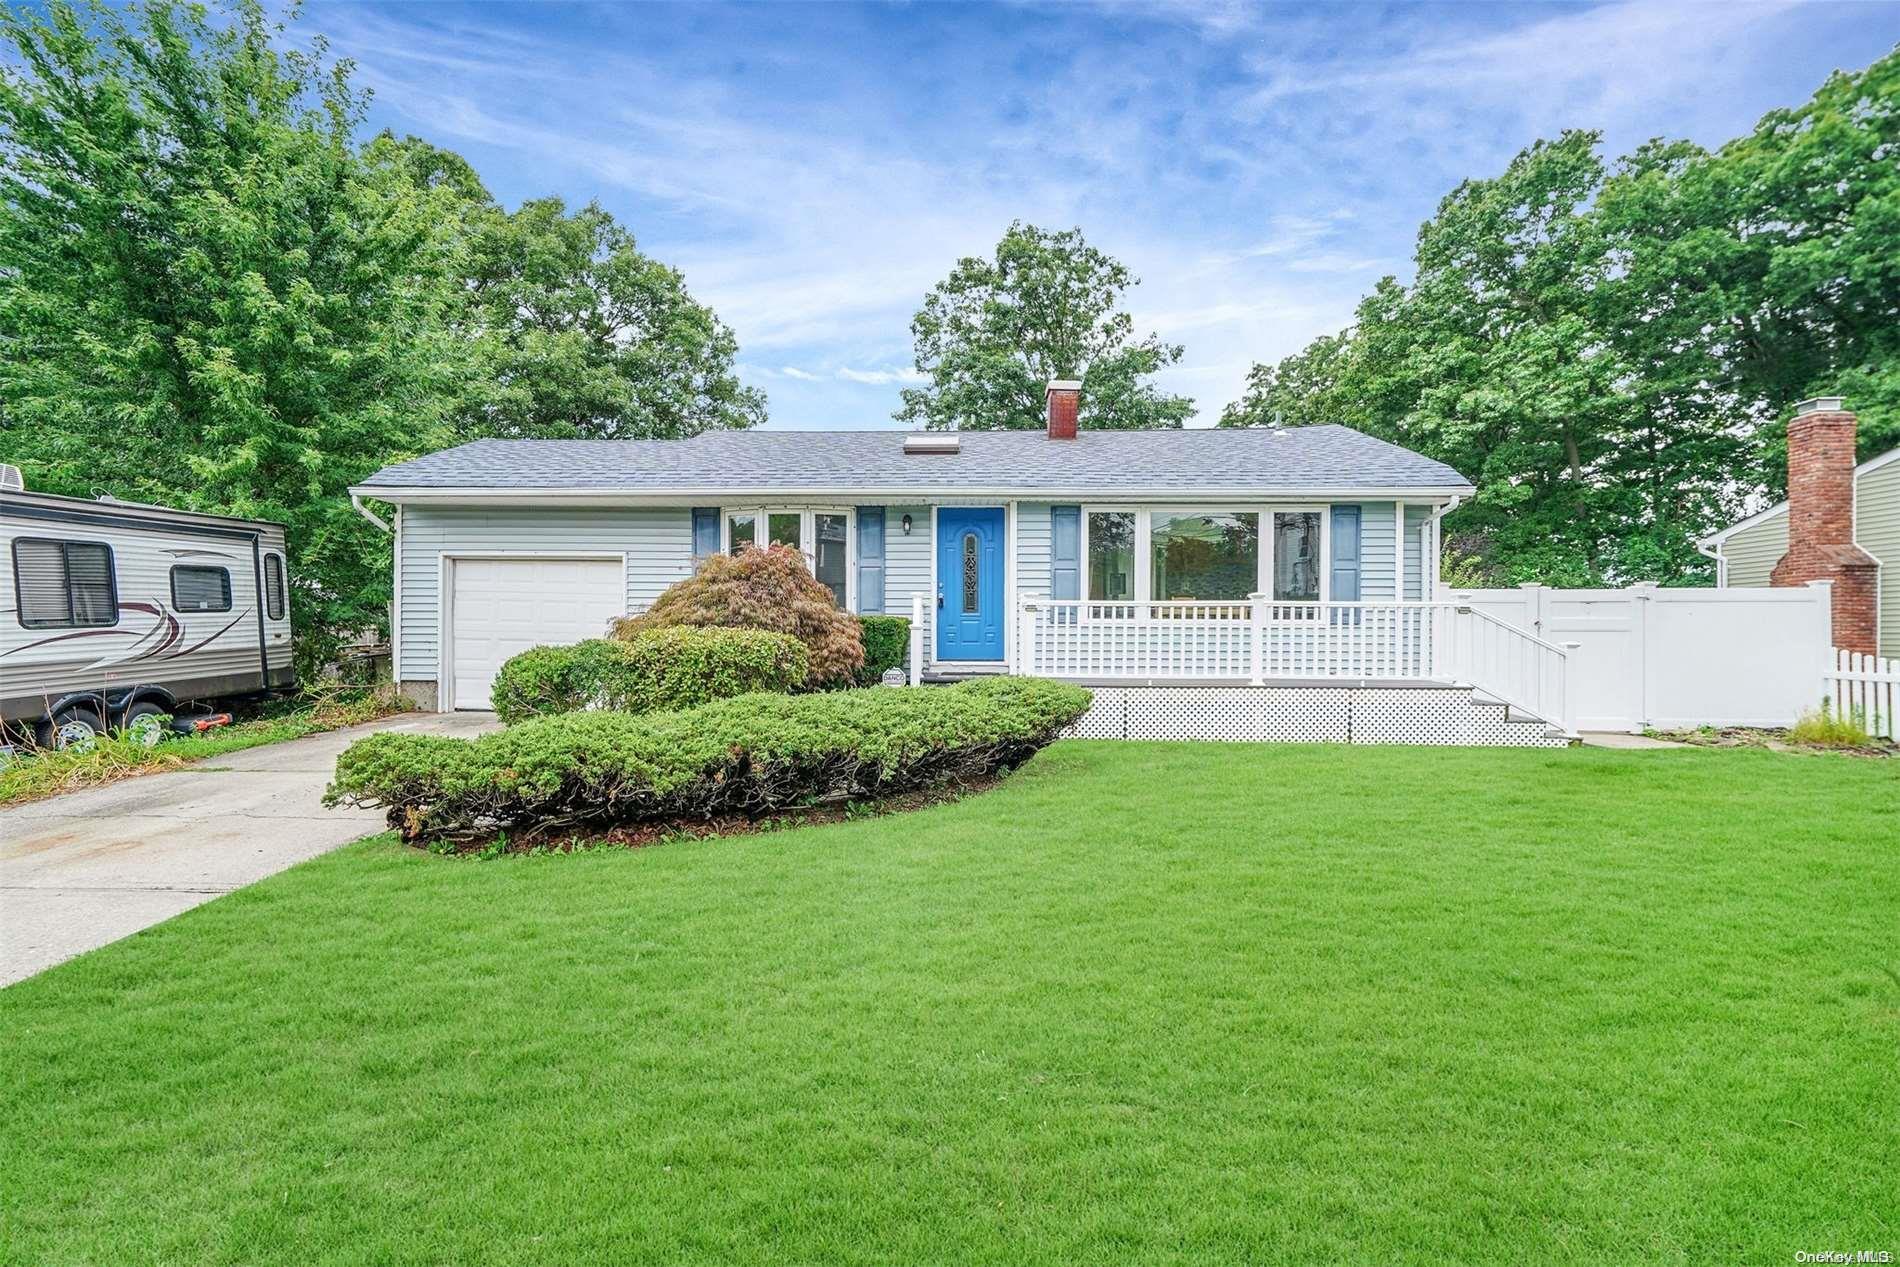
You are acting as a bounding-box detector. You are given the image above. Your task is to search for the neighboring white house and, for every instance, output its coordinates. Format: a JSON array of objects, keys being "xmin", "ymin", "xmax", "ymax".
[
  {"xmin": 1700, "ymin": 399, "xmax": 1896, "ymax": 658},
  {"xmin": 351, "ymin": 383, "xmax": 1585, "ymax": 742}
]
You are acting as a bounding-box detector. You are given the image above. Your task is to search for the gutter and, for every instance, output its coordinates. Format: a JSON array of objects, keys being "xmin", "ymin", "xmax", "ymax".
[
  {"xmin": 347, "ymin": 484, "xmax": 1480, "ymax": 505},
  {"xmin": 351, "ymin": 492, "xmax": 392, "ymax": 534}
]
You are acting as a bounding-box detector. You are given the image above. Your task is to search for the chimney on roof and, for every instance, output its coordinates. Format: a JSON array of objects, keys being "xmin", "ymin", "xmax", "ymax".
[
  {"xmin": 1045, "ymin": 380, "xmax": 1080, "ymax": 440},
  {"xmin": 1769, "ymin": 396, "xmax": 1878, "ymax": 654}
]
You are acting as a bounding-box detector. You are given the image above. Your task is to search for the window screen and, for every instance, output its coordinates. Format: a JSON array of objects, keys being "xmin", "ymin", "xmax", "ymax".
[
  {"xmin": 13, "ymin": 539, "xmax": 117, "ymax": 629},
  {"xmin": 171, "ymin": 565, "xmax": 232, "ymax": 613},
  {"xmin": 264, "ymin": 553, "xmax": 286, "ymax": 620}
]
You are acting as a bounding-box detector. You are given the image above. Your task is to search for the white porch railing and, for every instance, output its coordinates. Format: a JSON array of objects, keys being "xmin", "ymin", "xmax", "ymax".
[{"xmin": 1017, "ymin": 597, "xmax": 1578, "ymax": 736}]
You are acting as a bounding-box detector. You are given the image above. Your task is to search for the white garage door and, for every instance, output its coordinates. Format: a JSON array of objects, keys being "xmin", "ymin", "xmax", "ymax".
[{"xmin": 448, "ymin": 557, "xmax": 626, "ymax": 710}]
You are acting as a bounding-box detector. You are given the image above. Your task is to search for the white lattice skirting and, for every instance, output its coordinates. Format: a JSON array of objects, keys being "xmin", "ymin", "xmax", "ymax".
[{"xmin": 1064, "ymin": 686, "xmax": 1569, "ymax": 747}]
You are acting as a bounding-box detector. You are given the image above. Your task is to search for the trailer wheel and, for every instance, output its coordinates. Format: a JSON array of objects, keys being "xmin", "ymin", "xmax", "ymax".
[
  {"xmin": 42, "ymin": 705, "xmax": 104, "ymax": 753},
  {"xmin": 120, "ymin": 702, "xmax": 169, "ymax": 748}
]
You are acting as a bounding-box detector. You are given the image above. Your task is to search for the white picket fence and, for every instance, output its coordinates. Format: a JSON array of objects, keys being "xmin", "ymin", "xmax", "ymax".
[{"xmin": 1825, "ymin": 649, "xmax": 1899, "ymax": 740}]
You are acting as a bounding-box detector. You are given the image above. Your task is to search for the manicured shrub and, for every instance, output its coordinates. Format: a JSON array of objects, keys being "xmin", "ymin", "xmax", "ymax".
[
  {"xmin": 855, "ymin": 615, "xmax": 911, "ymax": 685},
  {"xmin": 488, "ymin": 640, "xmax": 628, "ymax": 725},
  {"xmin": 327, "ymin": 676, "xmax": 1092, "ymax": 844},
  {"xmin": 611, "ymin": 545, "xmax": 862, "ymax": 687},
  {"xmin": 489, "ymin": 630, "xmax": 807, "ymax": 725}
]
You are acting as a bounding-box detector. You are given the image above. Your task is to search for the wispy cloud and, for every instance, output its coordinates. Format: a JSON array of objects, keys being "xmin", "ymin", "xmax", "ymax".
[{"xmin": 303, "ymin": 0, "xmax": 1899, "ymax": 429}]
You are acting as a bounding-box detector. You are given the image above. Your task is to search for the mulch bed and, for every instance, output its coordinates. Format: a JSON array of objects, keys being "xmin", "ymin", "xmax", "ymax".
[
  {"xmin": 1648, "ymin": 726, "xmax": 1897, "ymax": 759},
  {"xmin": 439, "ymin": 772, "xmax": 1009, "ymax": 857}
]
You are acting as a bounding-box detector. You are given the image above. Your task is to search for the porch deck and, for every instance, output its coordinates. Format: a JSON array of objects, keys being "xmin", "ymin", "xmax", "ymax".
[{"xmin": 906, "ymin": 595, "xmax": 1580, "ymax": 739}]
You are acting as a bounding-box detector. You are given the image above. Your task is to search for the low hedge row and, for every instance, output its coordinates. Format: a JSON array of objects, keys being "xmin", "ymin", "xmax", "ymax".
[
  {"xmin": 856, "ymin": 615, "xmax": 910, "ymax": 685},
  {"xmin": 488, "ymin": 628, "xmax": 807, "ymax": 725},
  {"xmin": 327, "ymin": 676, "xmax": 1092, "ymax": 844}
]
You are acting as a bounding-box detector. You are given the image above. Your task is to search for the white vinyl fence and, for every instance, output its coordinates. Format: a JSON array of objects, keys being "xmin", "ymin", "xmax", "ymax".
[
  {"xmin": 1826, "ymin": 650, "xmax": 1899, "ymax": 740},
  {"xmin": 1440, "ymin": 582, "xmax": 1836, "ymax": 733}
]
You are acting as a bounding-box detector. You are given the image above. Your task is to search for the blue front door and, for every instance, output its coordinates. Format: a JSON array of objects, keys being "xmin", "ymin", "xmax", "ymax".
[{"xmin": 936, "ymin": 507, "xmax": 1006, "ymax": 662}]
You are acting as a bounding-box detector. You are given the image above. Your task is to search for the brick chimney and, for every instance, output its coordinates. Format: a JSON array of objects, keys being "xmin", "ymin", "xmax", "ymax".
[
  {"xmin": 1046, "ymin": 379, "xmax": 1080, "ymax": 440},
  {"xmin": 1769, "ymin": 396, "xmax": 1878, "ymax": 653}
]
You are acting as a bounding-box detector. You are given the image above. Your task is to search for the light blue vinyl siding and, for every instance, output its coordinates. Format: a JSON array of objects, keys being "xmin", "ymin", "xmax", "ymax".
[
  {"xmin": 1359, "ymin": 501, "xmax": 1395, "ymax": 600},
  {"xmin": 1351, "ymin": 501, "xmax": 1430, "ymax": 600},
  {"xmin": 397, "ymin": 505, "xmax": 692, "ymax": 681},
  {"xmin": 885, "ymin": 505, "xmax": 933, "ymax": 653},
  {"xmin": 1405, "ymin": 504, "xmax": 1431, "ymax": 600},
  {"xmin": 1017, "ymin": 503, "xmax": 1053, "ymax": 597},
  {"xmin": 395, "ymin": 497, "xmax": 1449, "ymax": 683}
]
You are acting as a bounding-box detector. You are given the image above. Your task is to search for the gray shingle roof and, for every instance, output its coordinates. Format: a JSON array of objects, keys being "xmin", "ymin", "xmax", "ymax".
[{"xmin": 354, "ymin": 426, "xmax": 1472, "ymax": 496}]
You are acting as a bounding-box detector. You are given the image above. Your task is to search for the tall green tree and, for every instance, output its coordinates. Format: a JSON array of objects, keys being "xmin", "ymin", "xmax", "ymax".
[
  {"xmin": 897, "ymin": 222, "xmax": 1193, "ymax": 431},
  {"xmin": 459, "ymin": 196, "xmax": 764, "ymax": 440},
  {"xmin": 0, "ymin": 6, "xmax": 767, "ymax": 668},
  {"xmin": 0, "ymin": 0, "xmax": 470, "ymax": 667},
  {"xmin": 1229, "ymin": 134, "xmax": 1637, "ymax": 583},
  {"xmin": 1225, "ymin": 48, "xmax": 1900, "ymax": 584},
  {"xmin": 1595, "ymin": 52, "xmax": 1900, "ymax": 488}
]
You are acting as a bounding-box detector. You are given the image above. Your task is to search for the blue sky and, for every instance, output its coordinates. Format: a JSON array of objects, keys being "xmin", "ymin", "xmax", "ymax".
[{"xmin": 302, "ymin": 1, "xmax": 1900, "ymax": 430}]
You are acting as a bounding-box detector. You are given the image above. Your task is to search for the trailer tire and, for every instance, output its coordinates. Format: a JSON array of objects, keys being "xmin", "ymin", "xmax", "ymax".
[
  {"xmin": 120, "ymin": 701, "xmax": 169, "ymax": 748},
  {"xmin": 42, "ymin": 705, "xmax": 105, "ymax": 753}
]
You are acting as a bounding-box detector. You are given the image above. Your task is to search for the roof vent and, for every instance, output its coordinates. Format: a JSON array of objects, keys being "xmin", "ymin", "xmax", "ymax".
[
  {"xmin": 903, "ymin": 433, "xmax": 961, "ymax": 455},
  {"xmin": 0, "ymin": 464, "xmax": 21, "ymax": 492}
]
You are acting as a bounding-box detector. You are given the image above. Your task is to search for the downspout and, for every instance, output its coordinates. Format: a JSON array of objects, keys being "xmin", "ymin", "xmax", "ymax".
[
  {"xmin": 353, "ymin": 493, "xmax": 398, "ymax": 683},
  {"xmin": 1424, "ymin": 496, "xmax": 1463, "ymax": 596},
  {"xmin": 1696, "ymin": 538, "xmax": 1725, "ymax": 587}
]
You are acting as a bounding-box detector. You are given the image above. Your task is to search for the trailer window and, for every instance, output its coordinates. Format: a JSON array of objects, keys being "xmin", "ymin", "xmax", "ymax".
[
  {"xmin": 170, "ymin": 565, "xmax": 232, "ymax": 613},
  {"xmin": 263, "ymin": 553, "xmax": 286, "ymax": 621},
  {"xmin": 13, "ymin": 539, "xmax": 118, "ymax": 629}
]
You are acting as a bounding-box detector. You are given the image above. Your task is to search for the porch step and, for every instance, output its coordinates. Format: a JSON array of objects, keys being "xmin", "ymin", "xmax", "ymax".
[
  {"xmin": 920, "ymin": 667, "xmax": 1010, "ymax": 684},
  {"xmin": 1466, "ymin": 690, "xmax": 1575, "ymax": 741}
]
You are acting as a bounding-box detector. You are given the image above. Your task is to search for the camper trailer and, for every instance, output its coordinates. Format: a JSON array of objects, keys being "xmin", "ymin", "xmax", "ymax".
[{"xmin": 1, "ymin": 468, "xmax": 295, "ymax": 747}]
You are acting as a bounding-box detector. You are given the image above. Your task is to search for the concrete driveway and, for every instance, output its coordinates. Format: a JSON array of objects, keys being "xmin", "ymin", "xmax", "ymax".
[{"xmin": 0, "ymin": 710, "xmax": 497, "ymax": 987}]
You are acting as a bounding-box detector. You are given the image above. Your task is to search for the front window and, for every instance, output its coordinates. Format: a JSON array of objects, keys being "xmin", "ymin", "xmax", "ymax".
[
  {"xmin": 722, "ymin": 508, "xmax": 851, "ymax": 607},
  {"xmin": 1149, "ymin": 511, "xmax": 1259, "ymax": 602},
  {"xmin": 814, "ymin": 513, "xmax": 848, "ymax": 607},
  {"xmin": 1272, "ymin": 511, "xmax": 1321, "ymax": 602},
  {"xmin": 767, "ymin": 513, "xmax": 802, "ymax": 551},
  {"xmin": 1087, "ymin": 511, "xmax": 1135, "ymax": 601}
]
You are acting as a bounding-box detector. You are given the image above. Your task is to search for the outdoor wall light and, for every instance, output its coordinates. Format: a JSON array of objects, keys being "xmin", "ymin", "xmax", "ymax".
[{"xmin": 901, "ymin": 514, "xmax": 913, "ymax": 535}]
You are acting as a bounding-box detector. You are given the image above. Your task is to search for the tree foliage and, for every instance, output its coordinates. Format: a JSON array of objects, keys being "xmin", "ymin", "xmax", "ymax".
[
  {"xmin": 1224, "ymin": 50, "xmax": 1900, "ymax": 585},
  {"xmin": 0, "ymin": 0, "xmax": 467, "ymax": 668},
  {"xmin": 0, "ymin": 4, "xmax": 765, "ymax": 667},
  {"xmin": 897, "ymin": 222, "xmax": 1193, "ymax": 431},
  {"xmin": 458, "ymin": 195, "xmax": 766, "ymax": 440}
]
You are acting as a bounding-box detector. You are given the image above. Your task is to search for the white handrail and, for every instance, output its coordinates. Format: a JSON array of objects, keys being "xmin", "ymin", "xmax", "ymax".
[
  {"xmin": 1017, "ymin": 596, "xmax": 1577, "ymax": 735},
  {"xmin": 1441, "ymin": 605, "xmax": 1577, "ymax": 736},
  {"xmin": 908, "ymin": 592, "xmax": 925, "ymax": 687}
]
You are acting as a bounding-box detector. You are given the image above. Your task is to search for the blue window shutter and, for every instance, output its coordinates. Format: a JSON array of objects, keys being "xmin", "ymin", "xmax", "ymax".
[
  {"xmin": 1330, "ymin": 504, "xmax": 1361, "ymax": 601},
  {"xmin": 1050, "ymin": 505, "xmax": 1081, "ymax": 600},
  {"xmin": 691, "ymin": 507, "xmax": 720, "ymax": 562},
  {"xmin": 856, "ymin": 507, "xmax": 885, "ymax": 613}
]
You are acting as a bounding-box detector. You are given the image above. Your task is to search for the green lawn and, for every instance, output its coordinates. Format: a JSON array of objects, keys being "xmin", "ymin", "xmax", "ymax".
[{"xmin": 4, "ymin": 742, "xmax": 1897, "ymax": 1263}]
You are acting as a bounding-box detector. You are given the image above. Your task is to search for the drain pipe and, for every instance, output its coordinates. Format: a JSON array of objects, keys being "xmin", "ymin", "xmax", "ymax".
[
  {"xmin": 1423, "ymin": 495, "xmax": 1463, "ymax": 595},
  {"xmin": 351, "ymin": 492, "xmax": 392, "ymax": 534},
  {"xmin": 1696, "ymin": 537, "xmax": 1724, "ymax": 585}
]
